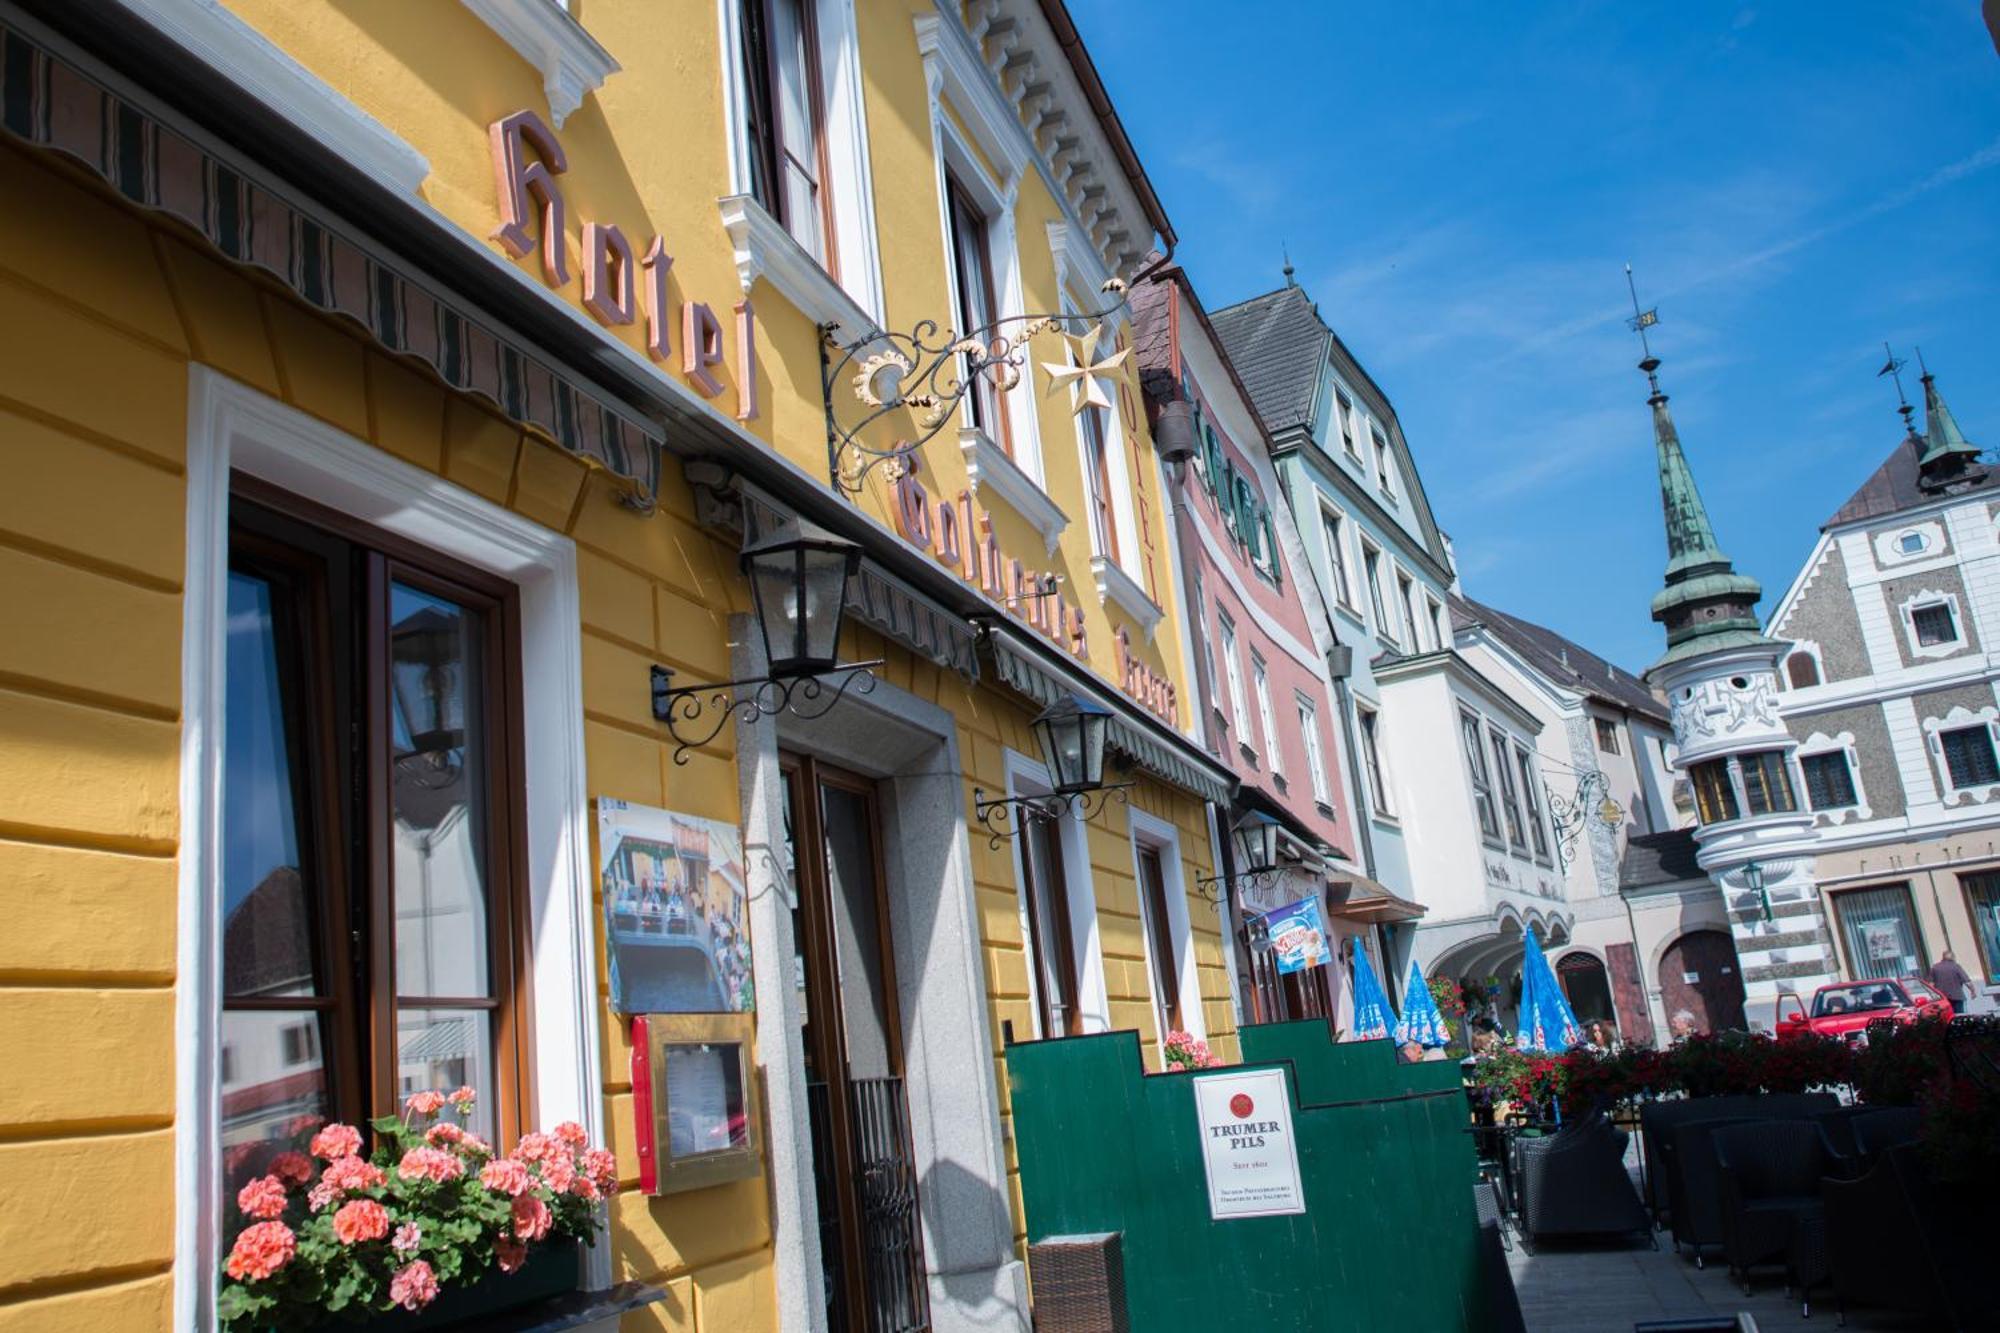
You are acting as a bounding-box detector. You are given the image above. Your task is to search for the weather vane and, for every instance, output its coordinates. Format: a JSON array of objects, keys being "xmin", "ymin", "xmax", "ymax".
[
  {"xmin": 1623, "ymin": 263, "xmax": 1659, "ymax": 355},
  {"xmin": 1878, "ymin": 342, "xmax": 1916, "ymax": 435}
]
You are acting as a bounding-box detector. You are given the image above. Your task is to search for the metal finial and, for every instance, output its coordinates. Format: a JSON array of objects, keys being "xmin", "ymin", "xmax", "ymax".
[
  {"xmin": 1624, "ymin": 264, "xmax": 1662, "ymax": 396},
  {"xmin": 1878, "ymin": 342, "xmax": 1915, "ymax": 431},
  {"xmin": 1282, "ymin": 245, "xmax": 1296, "ymax": 287}
]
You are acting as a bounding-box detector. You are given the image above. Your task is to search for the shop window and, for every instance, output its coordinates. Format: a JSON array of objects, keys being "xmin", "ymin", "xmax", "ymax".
[
  {"xmin": 1461, "ymin": 709, "xmax": 1500, "ymax": 842},
  {"xmin": 1135, "ymin": 843, "xmax": 1183, "ymax": 1036},
  {"xmin": 1594, "ymin": 718, "xmax": 1620, "ymax": 754},
  {"xmin": 1801, "ymin": 751, "xmax": 1858, "ymax": 811},
  {"xmin": 1739, "ymin": 750, "xmax": 1798, "ymax": 815},
  {"xmin": 1963, "ymin": 873, "xmax": 2000, "ymax": 982},
  {"xmin": 945, "ymin": 175, "xmax": 1010, "ymax": 453},
  {"xmin": 1691, "ymin": 759, "xmax": 1738, "ymax": 824},
  {"xmin": 739, "ymin": 0, "xmax": 837, "ymax": 268},
  {"xmin": 1832, "ymin": 883, "xmax": 1927, "ymax": 981},
  {"xmin": 1360, "ymin": 706, "xmax": 1392, "ymax": 816},
  {"xmin": 221, "ymin": 496, "xmax": 527, "ymax": 1196},
  {"xmin": 1787, "ymin": 653, "xmax": 1820, "ymax": 689},
  {"xmin": 1911, "ymin": 601, "xmax": 1958, "ymax": 647},
  {"xmin": 1516, "ymin": 744, "xmax": 1551, "ymax": 860},
  {"xmin": 1940, "ymin": 724, "xmax": 2000, "ymax": 789}
]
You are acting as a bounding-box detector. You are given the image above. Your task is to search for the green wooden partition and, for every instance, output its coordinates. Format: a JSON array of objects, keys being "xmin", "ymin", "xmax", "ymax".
[{"xmin": 1006, "ymin": 1020, "xmax": 1490, "ymax": 1331}]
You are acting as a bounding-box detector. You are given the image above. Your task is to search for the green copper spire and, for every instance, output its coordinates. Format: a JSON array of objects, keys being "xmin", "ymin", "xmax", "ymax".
[
  {"xmin": 1637, "ymin": 354, "xmax": 1773, "ymax": 669},
  {"xmin": 1917, "ymin": 359, "xmax": 1981, "ymax": 470}
]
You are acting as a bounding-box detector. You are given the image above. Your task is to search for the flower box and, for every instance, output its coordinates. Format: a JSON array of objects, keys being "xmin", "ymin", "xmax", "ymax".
[{"xmin": 371, "ymin": 1241, "xmax": 579, "ymax": 1331}]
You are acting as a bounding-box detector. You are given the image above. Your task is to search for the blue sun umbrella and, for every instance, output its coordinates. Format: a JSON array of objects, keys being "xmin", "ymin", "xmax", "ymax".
[
  {"xmin": 1515, "ymin": 926, "xmax": 1582, "ymax": 1053},
  {"xmin": 1347, "ymin": 944, "xmax": 1397, "ymax": 1041},
  {"xmin": 1395, "ymin": 959, "xmax": 1452, "ymax": 1048}
]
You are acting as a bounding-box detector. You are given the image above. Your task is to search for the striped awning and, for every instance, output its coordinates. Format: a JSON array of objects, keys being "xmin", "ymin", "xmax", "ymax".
[
  {"xmin": 984, "ymin": 625, "xmax": 1233, "ymax": 805},
  {"xmin": 0, "ymin": 19, "xmax": 665, "ymax": 506}
]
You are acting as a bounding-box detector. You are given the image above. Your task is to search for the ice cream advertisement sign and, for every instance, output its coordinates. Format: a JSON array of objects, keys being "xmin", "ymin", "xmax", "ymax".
[
  {"xmin": 1192, "ymin": 1068, "xmax": 1306, "ymax": 1220},
  {"xmin": 1263, "ymin": 896, "xmax": 1329, "ymax": 976}
]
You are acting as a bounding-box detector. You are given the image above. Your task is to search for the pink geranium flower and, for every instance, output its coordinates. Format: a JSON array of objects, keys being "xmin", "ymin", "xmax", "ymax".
[
  {"xmin": 404, "ymin": 1090, "xmax": 447, "ymax": 1118},
  {"xmin": 552, "ymin": 1120, "xmax": 588, "ymax": 1149},
  {"xmin": 389, "ymin": 1260, "xmax": 440, "ymax": 1311},
  {"xmin": 332, "ymin": 1199, "xmax": 389, "ymax": 1245},
  {"xmin": 236, "ymin": 1175, "xmax": 288, "ymax": 1221},
  {"xmin": 514, "ymin": 1131, "xmax": 558, "ymax": 1165},
  {"xmin": 426, "ymin": 1121, "xmax": 465, "ymax": 1148},
  {"xmin": 322, "ymin": 1156, "xmax": 386, "ymax": 1194},
  {"xmin": 495, "ymin": 1235, "xmax": 528, "ymax": 1274},
  {"xmin": 479, "ymin": 1157, "xmax": 533, "ymax": 1197},
  {"xmin": 448, "ymin": 1085, "xmax": 477, "ymax": 1110},
  {"xmin": 396, "ymin": 1146, "xmax": 464, "ymax": 1184},
  {"xmin": 582, "ymin": 1148, "xmax": 619, "ymax": 1195},
  {"xmin": 309, "ymin": 1123, "xmax": 362, "ymax": 1161},
  {"xmin": 307, "ymin": 1180, "xmax": 341, "ymax": 1213},
  {"xmin": 540, "ymin": 1153, "xmax": 576, "ymax": 1194},
  {"xmin": 391, "ymin": 1222, "xmax": 422, "ymax": 1256},
  {"xmin": 225, "ymin": 1221, "xmax": 296, "ymax": 1282},
  {"xmin": 569, "ymin": 1174, "xmax": 601, "ymax": 1203},
  {"xmin": 268, "ymin": 1151, "xmax": 313, "ymax": 1186},
  {"xmin": 511, "ymin": 1193, "xmax": 552, "ymax": 1242}
]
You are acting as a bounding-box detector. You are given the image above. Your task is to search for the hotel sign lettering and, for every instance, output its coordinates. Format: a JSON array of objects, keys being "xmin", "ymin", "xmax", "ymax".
[{"xmin": 488, "ymin": 110, "xmax": 759, "ymax": 422}]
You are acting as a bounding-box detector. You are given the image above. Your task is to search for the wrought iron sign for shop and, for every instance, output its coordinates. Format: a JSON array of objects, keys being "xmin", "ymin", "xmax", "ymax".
[
  {"xmin": 650, "ymin": 519, "xmax": 881, "ymax": 765},
  {"xmin": 1548, "ymin": 769, "xmax": 1625, "ymax": 870},
  {"xmin": 819, "ymin": 278, "xmax": 1131, "ymax": 494}
]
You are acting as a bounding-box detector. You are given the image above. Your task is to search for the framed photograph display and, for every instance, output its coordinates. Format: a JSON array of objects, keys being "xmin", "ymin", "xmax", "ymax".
[
  {"xmin": 598, "ymin": 798, "xmax": 755, "ymax": 1015},
  {"xmin": 631, "ymin": 1012, "xmax": 762, "ymax": 1195}
]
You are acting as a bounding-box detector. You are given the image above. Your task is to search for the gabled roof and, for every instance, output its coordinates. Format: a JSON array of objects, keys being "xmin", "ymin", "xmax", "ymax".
[
  {"xmin": 1207, "ymin": 286, "xmax": 1329, "ymax": 433},
  {"xmin": 1451, "ymin": 595, "xmax": 1668, "ymax": 724},
  {"xmin": 1825, "ymin": 432, "xmax": 1994, "ymax": 529},
  {"xmin": 1619, "ymin": 829, "xmax": 1703, "ymax": 891}
]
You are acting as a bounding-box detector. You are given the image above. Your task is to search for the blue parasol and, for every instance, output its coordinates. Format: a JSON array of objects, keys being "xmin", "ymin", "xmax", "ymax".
[
  {"xmin": 1395, "ymin": 959, "xmax": 1452, "ymax": 1048},
  {"xmin": 1347, "ymin": 943, "xmax": 1397, "ymax": 1041},
  {"xmin": 1515, "ymin": 926, "xmax": 1582, "ymax": 1053}
]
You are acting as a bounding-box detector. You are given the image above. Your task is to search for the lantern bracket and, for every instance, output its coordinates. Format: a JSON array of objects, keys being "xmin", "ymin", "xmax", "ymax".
[
  {"xmin": 1192, "ymin": 867, "xmax": 1281, "ymax": 911},
  {"xmin": 650, "ymin": 661, "xmax": 884, "ymax": 766},
  {"xmin": 969, "ymin": 784, "xmax": 1133, "ymax": 850}
]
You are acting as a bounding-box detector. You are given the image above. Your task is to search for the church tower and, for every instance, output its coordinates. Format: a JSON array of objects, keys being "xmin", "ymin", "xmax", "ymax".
[{"xmin": 1631, "ymin": 302, "xmax": 1842, "ymax": 1027}]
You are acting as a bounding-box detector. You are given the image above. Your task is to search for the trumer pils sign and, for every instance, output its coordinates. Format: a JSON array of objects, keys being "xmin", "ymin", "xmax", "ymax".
[{"xmin": 1191, "ymin": 1067, "xmax": 1305, "ymax": 1220}]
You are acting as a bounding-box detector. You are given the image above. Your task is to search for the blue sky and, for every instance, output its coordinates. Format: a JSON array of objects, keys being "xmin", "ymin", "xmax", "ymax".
[{"xmin": 1077, "ymin": 2, "xmax": 2000, "ymax": 672}]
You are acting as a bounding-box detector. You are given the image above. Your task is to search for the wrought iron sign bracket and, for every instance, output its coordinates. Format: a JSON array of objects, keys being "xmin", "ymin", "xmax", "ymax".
[
  {"xmin": 650, "ymin": 661, "xmax": 883, "ymax": 766},
  {"xmin": 1192, "ymin": 867, "xmax": 1280, "ymax": 911},
  {"xmin": 819, "ymin": 278, "xmax": 1130, "ymax": 495},
  {"xmin": 970, "ymin": 784, "xmax": 1133, "ymax": 850}
]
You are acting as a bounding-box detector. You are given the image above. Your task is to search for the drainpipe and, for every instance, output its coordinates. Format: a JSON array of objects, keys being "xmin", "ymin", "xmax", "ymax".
[{"xmin": 1328, "ymin": 656, "xmax": 1377, "ymax": 879}]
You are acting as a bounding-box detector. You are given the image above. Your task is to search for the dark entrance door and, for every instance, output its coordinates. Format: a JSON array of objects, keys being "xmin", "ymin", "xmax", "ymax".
[
  {"xmin": 780, "ymin": 753, "xmax": 930, "ymax": 1332},
  {"xmin": 1659, "ymin": 930, "xmax": 1747, "ymax": 1034}
]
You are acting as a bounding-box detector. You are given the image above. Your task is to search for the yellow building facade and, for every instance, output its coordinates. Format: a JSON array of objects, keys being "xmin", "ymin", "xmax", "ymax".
[{"xmin": 0, "ymin": 1, "xmax": 1236, "ymax": 1330}]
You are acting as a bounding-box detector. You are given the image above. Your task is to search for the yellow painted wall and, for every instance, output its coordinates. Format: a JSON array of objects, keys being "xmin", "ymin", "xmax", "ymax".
[{"xmin": 0, "ymin": 0, "xmax": 1231, "ymax": 1325}]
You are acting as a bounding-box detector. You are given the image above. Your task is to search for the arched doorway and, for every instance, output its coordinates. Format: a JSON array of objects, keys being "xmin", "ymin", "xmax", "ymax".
[
  {"xmin": 1556, "ymin": 951, "xmax": 1616, "ymax": 1029},
  {"xmin": 1659, "ymin": 930, "xmax": 1747, "ymax": 1034}
]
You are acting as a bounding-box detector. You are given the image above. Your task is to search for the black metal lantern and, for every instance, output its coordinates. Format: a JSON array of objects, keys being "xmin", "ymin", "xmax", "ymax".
[
  {"xmin": 650, "ymin": 518, "xmax": 879, "ymax": 765},
  {"xmin": 1031, "ymin": 694, "xmax": 1113, "ymax": 796},
  {"xmin": 1742, "ymin": 860, "xmax": 1771, "ymax": 924},
  {"xmin": 972, "ymin": 695, "xmax": 1132, "ymax": 845},
  {"xmin": 1232, "ymin": 811, "xmax": 1284, "ymax": 874},
  {"xmin": 741, "ymin": 518, "xmax": 862, "ymax": 680}
]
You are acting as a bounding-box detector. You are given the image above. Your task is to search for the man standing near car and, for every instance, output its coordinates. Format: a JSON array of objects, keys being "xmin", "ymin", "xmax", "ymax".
[{"xmin": 1929, "ymin": 950, "xmax": 1972, "ymax": 1012}]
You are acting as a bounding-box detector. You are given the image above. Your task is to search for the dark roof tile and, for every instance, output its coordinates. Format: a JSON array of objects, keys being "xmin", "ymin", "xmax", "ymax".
[
  {"xmin": 1453, "ymin": 594, "xmax": 1667, "ymax": 723},
  {"xmin": 1826, "ymin": 435, "xmax": 1994, "ymax": 528},
  {"xmin": 1208, "ymin": 286, "xmax": 1328, "ymax": 432},
  {"xmin": 1620, "ymin": 829, "xmax": 1703, "ymax": 890}
]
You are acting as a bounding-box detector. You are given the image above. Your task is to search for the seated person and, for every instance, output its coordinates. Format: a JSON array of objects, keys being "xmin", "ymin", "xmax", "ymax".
[{"xmin": 1826, "ymin": 995, "xmax": 1849, "ymax": 1012}]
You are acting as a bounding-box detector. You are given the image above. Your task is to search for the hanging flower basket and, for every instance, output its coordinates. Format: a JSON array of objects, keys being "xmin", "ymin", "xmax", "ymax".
[{"xmin": 218, "ymin": 1089, "xmax": 617, "ymax": 1331}]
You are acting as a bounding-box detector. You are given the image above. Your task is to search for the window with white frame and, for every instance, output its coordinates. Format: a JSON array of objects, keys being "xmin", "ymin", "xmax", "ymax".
[
  {"xmin": 1801, "ymin": 750, "xmax": 1858, "ymax": 810},
  {"xmin": 1321, "ymin": 507, "xmax": 1354, "ymax": 609},
  {"xmin": 1361, "ymin": 539, "xmax": 1388, "ymax": 637},
  {"xmin": 1940, "ymin": 724, "xmax": 2000, "ymax": 789},
  {"xmin": 1489, "ymin": 724, "xmax": 1526, "ymax": 850},
  {"xmin": 1079, "ymin": 402, "xmax": 1118, "ymax": 561},
  {"xmin": 1910, "ymin": 600, "xmax": 1958, "ymax": 648},
  {"xmin": 1397, "ymin": 572, "xmax": 1419, "ymax": 650},
  {"xmin": 1426, "ymin": 594, "xmax": 1445, "ymax": 652},
  {"xmin": 1372, "ymin": 427, "xmax": 1394, "ymax": 497},
  {"xmin": 1300, "ymin": 696, "xmax": 1331, "ymax": 805},
  {"xmin": 739, "ymin": 0, "xmax": 836, "ymax": 266},
  {"xmin": 1515, "ymin": 744, "xmax": 1550, "ymax": 860},
  {"xmin": 1359, "ymin": 705, "xmax": 1392, "ymax": 816},
  {"xmin": 945, "ymin": 174, "xmax": 1010, "ymax": 452},
  {"xmin": 1219, "ymin": 615, "xmax": 1248, "ymax": 738},
  {"xmin": 1336, "ymin": 389, "xmax": 1359, "ymax": 459},
  {"xmin": 1253, "ymin": 655, "xmax": 1280, "ymax": 774},
  {"xmin": 1461, "ymin": 709, "xmax": 1500, "ymax": 841}
]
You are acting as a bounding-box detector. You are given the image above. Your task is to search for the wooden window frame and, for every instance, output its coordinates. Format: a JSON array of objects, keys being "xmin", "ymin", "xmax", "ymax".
[
  {"xmin": 1020, "ymin": 806, "xmax": 1083, "ymax": 1038},
  {"xmin": 1594, "ymin": 717, "xmax": 1620, "ymax": 755},
  {"xmin": 945, "ymin": 174, "xmax": 1011, "ymax": 453},
  {"xmin": 226, "ymin": 482, "xmax": 533, "ymax": 1153},
  {"xmin": 1080, "ymin": 403, "xmax": 1119, "ymax": 564},
  {"xmin": 1690, "ymin": 758, "xmax": 1739, "ymax": 824},
  {"xmin": 740, "ymin": 0, "xmax": 839, "ymax": 273},
  {"xmin": 1739, "ymin": 749, "xmax": 1798, "ymax": 816},
  {"xmin": 1135, "ymin": 843, "xmax": 1183, "ymax": 1036}
]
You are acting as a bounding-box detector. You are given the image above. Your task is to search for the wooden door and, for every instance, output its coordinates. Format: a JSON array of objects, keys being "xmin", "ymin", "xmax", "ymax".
[{"xmin": 1659, "ymin": 930, "xmax": 1747, "ymax": 1035}]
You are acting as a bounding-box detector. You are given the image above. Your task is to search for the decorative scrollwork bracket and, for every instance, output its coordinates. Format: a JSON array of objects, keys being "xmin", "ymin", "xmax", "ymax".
[
  {"xmin": 650, "ymin": 661, "xmax": 884, "ymax": 766},
  {"xmin": 969, "ymin": 783, "xmax": 1133, "ymax": 850},
  {"xmin": 819, "ymin": 278, "xmax": 1131, "ymax": 495},
  {"xmin": 1192, "ymin": 867, "xmax": 1281, "ymax": 913}
]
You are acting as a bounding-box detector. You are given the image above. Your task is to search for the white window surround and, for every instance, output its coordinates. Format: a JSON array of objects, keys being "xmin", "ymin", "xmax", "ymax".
[
  {"xmin": 1253, "ymin": 656, "xmax": 1281, "ymax": 775},
  {"xmin": 1129, "ymin": 807, "xmax": 1202, "ymax": 1046},
  {"xmin": 1004, "ymin": 748, "xmax": 1110, "ymax": 1037},
  {"xmin": 1219, "ymin": 614, "xmax": 1248, "ymax": 739},
  {"xmin": 111, "ymin": 0, "xmax": 430, "ymax": 194},
  {"xmin": 1923, "ymin": 706, "xmax": 2000, "ymax": 802},
  {"xmin": 1799, "ymin": 730, "xmax": 1871, "ymax": 819},
  {"xmin": 462, "ymin": 0, "xmax": 618, "ymax": 129},
  {"xmin": 1785, "ymin": 640, "xmax": 1826, "ymax": 689},
  {"xmin": 1061, "ymin": 288, "xmax": 1145, "ymax": 589},
  {"xmin": 176, "ymin": 370, "xmax": 606, "ymax": 1327},
  {"xmin": 1299, "ymin": 693, "xmax": 1331, "ymax": 806},
  {"xmin": 1047, "ymin": 219, "xmax": 1128, "ymax": 336},
  {"xmin": 1092, "ymin": 551, "xmax": 1162, "ymax": 641},
  {"xmin": 1873, "ymin": 519, "xmax": 1945, "ymax": 567},
  {"xmin": 962, "ymin": 428, "xmax": 1067, "ymax": 553},
  {"xmin": 717, "ymin": 0, "xmax": 886, "ymax": 330},
  {"xmin": 1899, "ymin": 589, "xmax": 1967, "ymax": 659}
]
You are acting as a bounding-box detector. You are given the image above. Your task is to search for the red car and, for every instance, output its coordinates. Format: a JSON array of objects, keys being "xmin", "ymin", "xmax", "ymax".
[{"xmin": 1775, "ymin": 977, "xmax": 1955, "ymax": 1043}]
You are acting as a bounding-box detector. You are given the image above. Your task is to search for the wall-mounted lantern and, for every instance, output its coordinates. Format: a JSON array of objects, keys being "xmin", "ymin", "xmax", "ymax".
[
  {"xmin": 1742, "ymin": 860, "xmax": 1771, "ymax": 924},
  {"xmin": 1195, "ymin": 810, "xmax": 1289, "ymax": 909},
  {"xmin": 971, "ymin": 695, "xmax": 1132, "ymax": 846},
  {"xmin": 651, "ymin": 518, "xmax": 881, "ymax": 764}
]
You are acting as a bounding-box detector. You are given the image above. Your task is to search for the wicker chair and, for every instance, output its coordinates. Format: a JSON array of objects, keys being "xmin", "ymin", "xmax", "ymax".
[
  {"xmin": 1710, "ymin": 1119, "xmax": 1829, "ymax": 1289},
  {"xmin": 1512, "ymin": 1115, "xmax": 1651, "ymax": 1248},
  {"xmin": 1821, "ymin": 1145, "xmax": 1950, "ymax": 1325},
  {"xmin": 1638, "ymin": 1092, "xmax": 1838, "ymax": 1227},
  {"xmin": 1661, "ymin": 1116, "xmax": 1757, "ymax": 1264}
]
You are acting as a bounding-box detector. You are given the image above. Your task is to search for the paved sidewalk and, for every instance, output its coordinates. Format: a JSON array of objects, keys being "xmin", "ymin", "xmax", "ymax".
[{"xmin": 1503, "ymin": 1232, "xmax": 1934, "ymax": 1331}]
